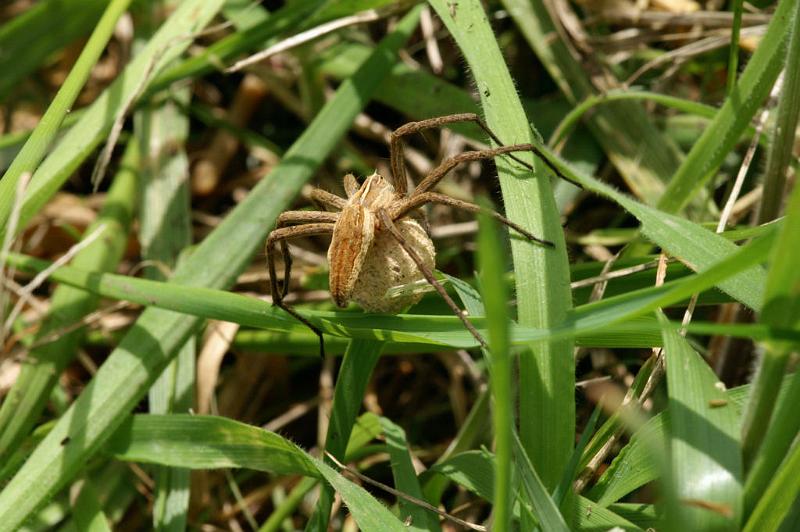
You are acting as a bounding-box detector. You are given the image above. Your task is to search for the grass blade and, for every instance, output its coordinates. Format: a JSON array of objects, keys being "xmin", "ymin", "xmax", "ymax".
[
  {"xmin": 0, "ymin": 0, "xmax": 133, "ymax": 232},
  {"xmin": 661, "ymin": 315, "xmax": 742, "ymax": 530},
  {"xmin": 0, "ymin": 141, "xmax": 138, "ymax": 470},
  {"xmin": 511, "ymin": 431, "xmax": 570, "ymax": 532},
  {"xmin": 428, "ymin": 0, "xmax": 575, "ymax": 489},
  {"xmin": 477, "ymin": 204, "xmax": 513, "ymax": 531},
  {"xmin": 379, "ymin": 417, "xmax": 440, "ymax": 531},
  {"xmin": 657, "ymin": 0, "xmax": 796, "ymax": 213},
  {"xmin": 0, "ymin": 0, "xmax": 226, "ymax": 236}
]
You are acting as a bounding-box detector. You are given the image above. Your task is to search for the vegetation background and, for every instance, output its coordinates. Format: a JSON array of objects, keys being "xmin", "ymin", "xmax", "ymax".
[{"xmin": 0, "ymin": 0, "xmax": 797, "ymax": 530}]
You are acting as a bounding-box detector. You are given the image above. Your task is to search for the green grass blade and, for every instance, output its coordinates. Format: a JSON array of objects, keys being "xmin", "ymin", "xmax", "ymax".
[
  {"xmin": 743, "ymin": 439, "xmax": 800, "ymax": 532},
  {"xmin": 741, "ymin": 20, "xmax": 800, "ymax": 459},
  {"xmin": 310, "ymin": 456, "xmax": 407, "ymax": 532},
  {"xmin": 0, "ymin": 9, "xmax": 417, "ymax": 528},
  {"xmin": 511, "ymin": 431, "xmax": 570, "ymax": 532},
  {"xmin": 758, "ymin": 0, "xmax": 800, "ymax": 223},
  {"xmin": 107, "ymin": 415, "xmax": 320, "ymax": 477},
  {"xmin": 72, "ymin": 479, "xmax": 112, "ymax": 532},
  {"xmin": 477, "ymin": 205, "xmax": 513, "ymax": 531},
  {"xmin": 0, "ymin": 0, "xmax": 108, "ymax": 101},
  {"xmin": 428, "ymin": 0, "xmax": 575, "ymax": 490},
  {"xmin": 379, "ymin": 417, "xmax": 440, "ymax": 531},
  {"xmin": 3, "ymin": 225, "xmax": 773, "ymax": 352},
  {"xmin": 502, "ymin": 0, "xmax": 682, "ymax": 203},
  {"xmin": 0, "ymin": 0, "xmax": 133, "ymax": 232},
  {"xmin": 0, "ymin": 0, "xmax": 226, "ymax": 237},
  {"xmin": 527, "ymin": 138, "xmax": 767, "ymax": 310},
  {"xmin": 657, "ymin": 0, "xmax": 795, "ymax": 213},
  {"xmin": 0, "ymin": 141, "xmax": 138, "ymax": 470},
  {"xmin": 726, "ymin": 0, "xmax": 745, "ymax": 95},
  {"xmin": 135, "ymin": 86, "xmax": 194, "ymax": 532},
  {"xmin": 661, "ymin": 314, "xmax": 742, "ymax": 530}
]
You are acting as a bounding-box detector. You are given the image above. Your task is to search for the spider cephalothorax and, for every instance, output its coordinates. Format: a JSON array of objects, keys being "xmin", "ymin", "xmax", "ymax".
[{"xmin": 266, "ymin": 113, "xmax": 561, "ymax": 356}]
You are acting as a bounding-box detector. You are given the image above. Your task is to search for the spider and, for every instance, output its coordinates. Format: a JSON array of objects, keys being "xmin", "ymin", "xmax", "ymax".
[{"xmin": 266, "ymin": 113, "xmax": 569, "ymax": 356}]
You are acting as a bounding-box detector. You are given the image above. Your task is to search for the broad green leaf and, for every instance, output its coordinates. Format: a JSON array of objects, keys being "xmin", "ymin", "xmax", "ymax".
[{"xmin": 107, "ymin": 415, "xmax": 319, "ymax": 478}]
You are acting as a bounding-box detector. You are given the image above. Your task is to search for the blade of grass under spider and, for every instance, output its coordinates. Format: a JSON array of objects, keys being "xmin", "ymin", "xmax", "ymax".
[
  {"xmin": 428, "ymin": 0, "xmax": 575, "ymax": 490},
  {"xmin": 379, "ymin": 418, "xmax": 440, "ymax": 532},
  {"xmin": 0, "ymin": 0, "xmax": 133, "ymax": 232},
  {"xmin": 740, "ymin": 8, "xmax": 800, "ymax": 469},
  {"xmin": 0, "ymin": 141, "xmax": 138, "ymax": 473},
  {"xmin": 3, "ymin": 227, "xmax": 775, "ymax": 351},
  {"xmin": 657, "ymin": 0, "xmax": 795, "ymax": 214},
  {"xmin": 501, "ymin": 0, "xmax": 682, "ymax": 205},
  {"xmin": 0, "ymin": 10, "xmax": 420, "ymax": 528},
  {"xmin": 660, "ymin": 313, "xmax": 742, "ymax": 530},
  {"xmin": 743, "ymin": 439, "xmax": 800, "ymax": 531},
  {"xmin": 0, "ymin": 0, "xmax": 226, "ymax": 239},
  {"xmin": 0, "ymin": 0, "xmax": 108, "ymax": 101},
  {"xmin": 135, "ymin": 84, "xmax": 194, "ymax": 532}
]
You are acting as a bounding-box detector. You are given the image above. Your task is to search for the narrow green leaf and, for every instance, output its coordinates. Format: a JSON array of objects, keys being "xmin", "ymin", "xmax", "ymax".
[
  {"xmin": 743, "ymin": 439, "xmax": 800, "ymax": 531},
  {"xmin": 0, "ymin": 0, "xmax": 107, "ymax": 101},
  {"xmin": 526, "ymin": 137, "xmax": 767, "ymax": 310},
  {"xmin": 311, "ymin": 456, "xmax": 407, "ymax": 532},
  {"xmin": 0, "ymin": 0, "xmax": 225, "ymax": 236},
  {"xmin": 662, "ymin": 315, "xmax": 742, "ymax": 530},
  {"xmin": 511, "ymin": 431, "xmax": 570, "ymax": 532},
  {"xmin": 657, "ymin": 0, "xmax": 795, "ymax": 213},
  {"xmin": 379, "ymin": 418, "xmax": 440, "ymax": 532},
  {"xmin": 107, "ymin": 415, "xmax": 320, "ymax": 478},
  {"xmin": 72, "ymin": 479, "xmax": 112, "ymax": 532},
  {"xmin": 476, "ymin": 204, "xmax": 513, "ymax": 531}
]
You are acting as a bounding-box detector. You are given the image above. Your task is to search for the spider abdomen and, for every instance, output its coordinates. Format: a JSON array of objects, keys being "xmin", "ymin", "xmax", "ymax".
[{"xmin": 351, "ymin": 217, "xmax": 435, "ymax": 313}]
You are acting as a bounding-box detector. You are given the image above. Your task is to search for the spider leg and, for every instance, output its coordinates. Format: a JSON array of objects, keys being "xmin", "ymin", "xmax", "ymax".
[
  {"xmin": 389, "ymin": 113, "xmax": 534, "ymax": 195},
  {"xmin": 343, "ymin": 173, "xmax": 360, "ymax": 198},
  {"xmin": 390, "ymin": 192, "xmax": 554, "ymax": 248},
  {"xmin": 307, "ymin": 187, "xmax": 347, "ymax": 211},
  {"xmin": 414, "ymin": 143, "xmax": 581, "ymax": 195},
  {"xmin": 376, "ymin": 208, "xmax": 489, "ymax": 351},
  {"xmin": 266, "ymin": 223, "xmax": 335, "ymax": 357}
]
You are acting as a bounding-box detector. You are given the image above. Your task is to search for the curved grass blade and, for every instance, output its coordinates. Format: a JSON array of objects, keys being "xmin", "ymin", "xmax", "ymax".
[{"xmin": 0, "ymin": 10, "xmax": 418, "ymax": 528}]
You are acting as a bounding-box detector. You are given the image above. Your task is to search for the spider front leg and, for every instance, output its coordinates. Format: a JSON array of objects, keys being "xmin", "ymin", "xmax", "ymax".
[
  {"xmin": 389, "ymin": 113, "xmax": 535, "ymax": 195},
  {"xmin": 390, "ymin": 192, "xmax": 554, "ymax": 248},
  {"xmin": 376, "ymin": 208, "xmax": 490, "ymax": 351},
  {"xmin": 266, "ymin": 221, "xmax": 336, "ymax": 357}
]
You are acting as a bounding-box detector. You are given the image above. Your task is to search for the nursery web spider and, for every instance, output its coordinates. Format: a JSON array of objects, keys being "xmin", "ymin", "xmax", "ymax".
[{"xmin": 266, "ymin": 113, "xmax": 566, "ymax": 357}]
